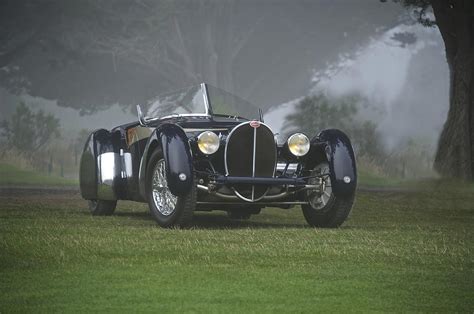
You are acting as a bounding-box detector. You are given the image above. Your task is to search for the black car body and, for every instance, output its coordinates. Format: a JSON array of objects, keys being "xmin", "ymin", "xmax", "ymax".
[{"xmin": 80, "ymin": 83, "xmax": 357, "ymax": 227}]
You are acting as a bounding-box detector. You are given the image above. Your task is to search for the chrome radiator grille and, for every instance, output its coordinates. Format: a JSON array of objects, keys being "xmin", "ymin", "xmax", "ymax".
[{"xmin": 224, "ymin": 121, "xmax": 277, "ymax": 202}]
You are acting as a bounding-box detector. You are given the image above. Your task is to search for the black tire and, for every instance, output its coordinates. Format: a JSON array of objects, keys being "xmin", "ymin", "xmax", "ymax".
[
  {"xmin": 302, "ymin": 197, "xmax": 354, "ymax": 228},
  {"xmin": 88, "ymin": 200, "xmax": 117, "ymax": 216},
  {"xmin": 146, "ymin": 149, "xmax": 196, "ymax": 228},
  {"xmin": 301, "ymin": 162, "xmax": 354, "ymax": 228}
]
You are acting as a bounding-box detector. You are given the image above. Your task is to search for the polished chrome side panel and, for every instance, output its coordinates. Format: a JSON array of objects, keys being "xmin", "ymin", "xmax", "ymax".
[
  {"xmin": 96, "ymin": 150, "xmax": 134, "ymax": 200},
  {"xmin": 80, "ymin": 128, "xmax": 139, "ymax": 201},
  {"xmin": 120, "ymin": 149, "xmax": 133, "ymax": 179},
  {"xmin": 97, "ymin": 152, "xmax": 121, "ymax": 200}
]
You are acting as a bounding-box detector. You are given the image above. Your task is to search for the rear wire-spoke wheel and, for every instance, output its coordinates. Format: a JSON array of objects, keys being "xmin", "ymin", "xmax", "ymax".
[
  {"xmin": 302, "ymin": 162, "xmax": 354, "ymax": 228},
  {"xmin": 146, "ymin": 150, "xmax": 195, "ymax": 228},
  {"xmin": 88, "ymin": 200, "xmax": 117, "ymax": 216}
]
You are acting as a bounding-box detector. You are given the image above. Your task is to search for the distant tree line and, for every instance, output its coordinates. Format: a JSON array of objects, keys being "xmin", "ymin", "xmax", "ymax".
[
  {"xmin": 0, "ymin": 102, "xmax": 60, "ymax": 153},
  {"xmin": 0, "ymin": 102, "xmax": 92, "ymax": 177},
  {"xmin": 285, "ymin": 94, "xmax": 435, "ymax": 178}
]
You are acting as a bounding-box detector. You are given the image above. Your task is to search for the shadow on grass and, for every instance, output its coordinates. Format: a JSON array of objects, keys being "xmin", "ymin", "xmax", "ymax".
[
  {"xmin": 114, "ymin": 211, "xmax": 151, "ymax": 220},
  {"xmin": 113, "ymin": 210, "xmax": 308, "ymax": 229},
  {"xmin": 191, "ymin": 213, "xmax": 307, "ymax": 229}
]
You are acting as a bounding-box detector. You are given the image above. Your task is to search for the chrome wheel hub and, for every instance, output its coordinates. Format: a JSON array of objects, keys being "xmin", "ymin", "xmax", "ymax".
[
  {"xmin": 152, "ymin": 159, "xmax": 177, "ymax": 216},
  {"xmin": 307, "ymin": 162, "xmax": 333, "ymax": 210}
]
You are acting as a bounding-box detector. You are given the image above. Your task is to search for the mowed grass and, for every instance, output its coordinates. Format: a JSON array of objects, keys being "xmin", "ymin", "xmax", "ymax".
[
  {"xmin": 0, "ymin": 186, "xmax": 473, "ymax": 312},
  {"xmin": 357, "ymin": 169, "xmax": 406, "ymax": 187},
  {"xmin": 0, "ymin": 163, "xmax": 78, "ymax": 186},
  {"xmin": 0, "ymin": 161, "xmax": 403, "ymax": 188}
]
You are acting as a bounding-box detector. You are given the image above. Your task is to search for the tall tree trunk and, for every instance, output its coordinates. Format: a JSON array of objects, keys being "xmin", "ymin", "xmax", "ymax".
[{"xmin": 432, "ymin": 0, "xmax": 474, "ymax": 180}]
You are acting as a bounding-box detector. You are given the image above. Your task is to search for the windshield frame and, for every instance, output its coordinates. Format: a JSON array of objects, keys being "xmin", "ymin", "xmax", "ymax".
[
  {"xmin": 204, "ymin": 83, "xmax": 261, "ymax": 121},
  {"xmin": 155, "ymin": 83, "xmax": 211, "ymax": 120},
  {"xmin": 146, "ymin": 82, "xmax": 260, "ymax": 122}
]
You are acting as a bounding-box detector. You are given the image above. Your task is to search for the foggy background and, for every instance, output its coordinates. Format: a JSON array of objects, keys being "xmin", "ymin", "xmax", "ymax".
[{"xmin": 0, "ymin": 0, "xmax": 448, "ymax": 180}]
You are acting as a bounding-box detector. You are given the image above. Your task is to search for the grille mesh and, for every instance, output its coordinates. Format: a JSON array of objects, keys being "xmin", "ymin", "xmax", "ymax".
[{"xmin": 225, "ymin": 122, "xmax": 276, "ymax": 201}]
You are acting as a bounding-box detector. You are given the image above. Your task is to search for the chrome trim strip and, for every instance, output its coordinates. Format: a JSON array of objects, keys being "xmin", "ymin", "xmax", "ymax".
[
  {"xmin": 197, "ymin": 183, "xmax": 319, "ymax": 202},
  {"xmin": 224, "ymin": 121, "xmax": 252, "ymax": 176},
  {"xmin": 137, "ymin": 104, "xmax": 147, "ymax": 126},
  {"xmin": 251, "ymin": 127, "xmax": 257, "ymax": 201},
  {"xmin": 198, "ymin": 185, "xmax": 292, "ymax": 202},
  {"xmin": 183, "ymin": 128, "xmax": 228, "ymax": 132},
  {"xmin": 276, "ymin": 163, "xmax": 298, "ymax": 171},
  {"xmin": 196, "ymin": 202, "xmax": 309, "ymax": 205},
  {"xmin": 201, "ymin": 83, "xmax": 210, "ymax": 116},
  {"xmin": 159, "ymin": 113, "xmax": 211, "ymax": 119},
  {"xmin": 197, "ymin": 184, "xmax": 209, "ymax": 191},
  {"xmin": 120, "ymin": 149, "xmax": 133, "ymax": 179},
  {"xmin": 234, "ymin": 190, "xmax": 267, "ymax": 203},
  {"xmin": 197, "ymin": 184, "xmax": 239, "ymax": 200}
]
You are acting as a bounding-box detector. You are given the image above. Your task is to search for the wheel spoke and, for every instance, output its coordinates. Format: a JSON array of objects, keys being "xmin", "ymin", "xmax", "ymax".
[
  {"xmin": 307, "ymin": 162, "xmax": 333, "ymax": 210},
  {"xmin": 321, "ymin": 197, "xmax": 326, "ymax": 206},
  {"xmin": 151, "ymin": 159, "xmax": 177, "ymax": 216}
]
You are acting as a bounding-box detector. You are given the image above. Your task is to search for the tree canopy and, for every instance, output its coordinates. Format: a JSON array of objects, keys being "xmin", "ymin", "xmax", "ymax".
[{"xmin": 0, "ymin": 0, "xmax": 402, "ymax": 113}]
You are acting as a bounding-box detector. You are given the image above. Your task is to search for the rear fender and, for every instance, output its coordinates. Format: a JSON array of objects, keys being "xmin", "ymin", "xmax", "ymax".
[
  {"xmin": 138, "ymin": 123, "xmax": 193, "ymax": 198},
  {"xmin": 311, "ymin": 129, "xmax": 357, "ymax": 199},
  {"xmin": 79, "ymin": 129, "xmax": 122, "ymax": 200}
]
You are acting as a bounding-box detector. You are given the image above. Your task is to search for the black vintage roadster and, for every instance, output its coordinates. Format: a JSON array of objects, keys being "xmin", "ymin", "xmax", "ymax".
[{"xmin": 80, "ymin": 83, "xmax": 357, "ymax": 228}]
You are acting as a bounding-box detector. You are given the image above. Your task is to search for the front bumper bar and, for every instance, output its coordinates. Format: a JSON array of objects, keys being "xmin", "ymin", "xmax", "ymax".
[{"xmin": 214, "ymin": 175, "xmax": 307, "ymax": 186}]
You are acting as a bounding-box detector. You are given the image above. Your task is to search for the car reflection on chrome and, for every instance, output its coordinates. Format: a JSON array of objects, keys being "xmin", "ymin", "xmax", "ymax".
[{"xmin": 79, "ymin": 83, "xmax": 357, "ymax": 228}]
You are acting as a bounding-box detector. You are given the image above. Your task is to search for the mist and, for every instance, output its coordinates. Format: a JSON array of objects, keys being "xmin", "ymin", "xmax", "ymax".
[
  {"xmin": 0, "ymin": 0, "xmax": 449, "ymax": 179},
  {"xmin": 266, "ymin": 18, "xmax": 449, "ymax": 150},
  {"xmin": 2, "ymin": 2, "xmax": 473, "ymax": 309}
]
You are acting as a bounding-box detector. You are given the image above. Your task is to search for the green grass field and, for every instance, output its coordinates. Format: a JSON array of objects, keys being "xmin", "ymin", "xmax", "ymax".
[
  {"xmin": 0, "ymin": 184, "xmax": 473, "ymax": 312},
  {"xmin": 0, "ymin": 161, "xmax": 419, "ymax": 189},
  {"xmin": 0, "ymin": 163, "xmax": 78, "ymax": 186}
]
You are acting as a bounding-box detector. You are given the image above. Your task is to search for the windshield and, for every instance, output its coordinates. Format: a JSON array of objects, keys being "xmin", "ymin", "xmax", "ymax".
[
  {"xmin": 147, "ymin": 85, "xmax": 207, "ymax": 118},
  {"xmin": 146, "ymin": 83, "xmax": 260, "ymax": 120},
  {"xmin": 206, "ymin": 84, "xmax": 260, "ymax": 120}
]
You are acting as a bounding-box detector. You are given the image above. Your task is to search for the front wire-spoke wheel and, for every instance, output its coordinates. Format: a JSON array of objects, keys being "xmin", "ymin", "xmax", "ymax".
[
  {"xmin": 302, "ymin": 162, "xmax": 354, "ymax": 228},
  {"xmin": 306, "ymin": 163, "xmax": 334, "ymax": 210},
  {"xmin": 152, "ymin": 159, "xmax": 178, "ymax": 216},
  {"xmin": 146, "ymin": 150, "xmax": 195, "ymax": 228}
]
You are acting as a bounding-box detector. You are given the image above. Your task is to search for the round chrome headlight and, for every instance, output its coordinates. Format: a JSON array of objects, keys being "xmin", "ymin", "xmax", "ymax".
[
  {"xmin": 287, "ymin": 133, "xmax": 310, "ymax": 157},
  {"xmin": 197, "ymin": 131, "xmax": 219, "ymax": 155}
]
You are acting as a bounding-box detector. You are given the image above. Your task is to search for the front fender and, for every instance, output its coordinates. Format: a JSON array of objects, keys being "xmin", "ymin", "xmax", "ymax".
[
  {"xmin": 313, "ymin": 129, "xmax": 357, "ymax": 199},
  {"xmin": 139, "ymin": 123, "xmax": 193, "ymax": 198}
]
